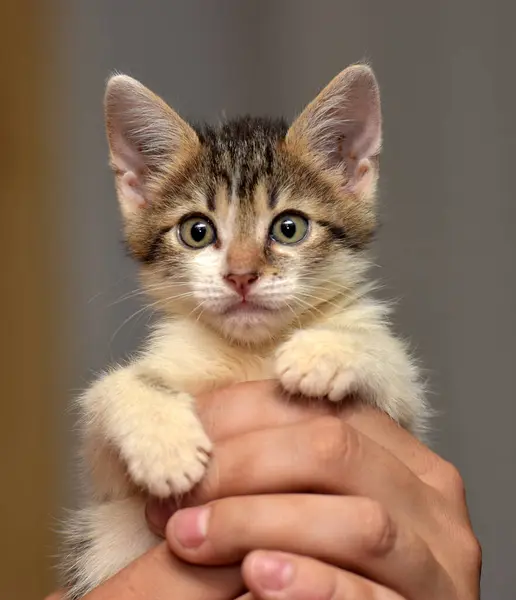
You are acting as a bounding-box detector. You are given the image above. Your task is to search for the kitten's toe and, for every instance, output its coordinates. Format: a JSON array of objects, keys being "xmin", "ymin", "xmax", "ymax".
[
  {"xmin": 328, "ymin": 369, "xmax": 359, "ymax": 402},
  {"xmin": 276, "ymin": 333, "xmax": 342, "ymax": 398},
  {"xmin": 297, "ymin": 365, "xmax": 338, "ymax": 398},
  {"xmin": 128, "ymin": 438, "xmax": 211, "ymax": 498},
  {"xmin": 276, "ymin": 331, "xmax": 365, "ymax": 401},
  {"xmin": 122, "ymin": 404, "xmax": 213, "ymax": 498}
]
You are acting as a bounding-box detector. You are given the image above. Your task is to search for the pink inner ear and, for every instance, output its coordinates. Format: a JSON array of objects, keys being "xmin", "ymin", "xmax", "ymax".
[
  {"xmin": 288, "ymin": 65, "xmax": 381, "ymax": 193},
  {"xmin": 120, "ymin": 171, "xmax": 147, "ymax": 211},
  {"xmin": 344, "ymin": 157, "xmax": 375, "ymax": 196},
  {"xmin": 329, "ymin": 104, "xmax": 381, "ymax": 193},
  {"xmin": 335, "ymin": 108, "xmax": 380, "ymax": 164},
  {"xmin": 110, "ymin": 129, "xmax": 147, "ymax": 176}
]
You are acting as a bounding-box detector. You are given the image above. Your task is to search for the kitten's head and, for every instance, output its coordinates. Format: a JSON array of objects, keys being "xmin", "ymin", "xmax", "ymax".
[{"xmin": 104, "ymin": 64, "xmax": 382, "ymax": 344}]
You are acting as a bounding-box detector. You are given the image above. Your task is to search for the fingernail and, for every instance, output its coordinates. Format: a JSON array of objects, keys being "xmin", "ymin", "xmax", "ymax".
[
  {"xmin": 171, "ymin": 506, "xmax": 210, "ymax": 548},
  {"xmin": 251, "ymin": 553, "xmax": 294, "ymax": 592}
]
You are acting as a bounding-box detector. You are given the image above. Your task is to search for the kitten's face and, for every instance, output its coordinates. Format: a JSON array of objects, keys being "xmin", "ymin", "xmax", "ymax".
[{"xmin": 105, "ymin": 66, "xmax": 382, "ymax": 343}]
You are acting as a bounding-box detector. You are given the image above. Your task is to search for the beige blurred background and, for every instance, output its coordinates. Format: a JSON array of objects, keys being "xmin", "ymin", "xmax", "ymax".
[{"xmin": 2, "ymin": 1, "xmax": 515, "ymax": 599}]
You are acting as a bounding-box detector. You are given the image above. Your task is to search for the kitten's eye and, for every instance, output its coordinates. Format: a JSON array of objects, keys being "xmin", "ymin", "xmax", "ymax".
[
  {"xmin": 178, "ymin": 216, "xmax": 216, "ymax": 249},
  {"xmin": 270, "ymin": 213, "xmax": 309, "ymax": 245}
]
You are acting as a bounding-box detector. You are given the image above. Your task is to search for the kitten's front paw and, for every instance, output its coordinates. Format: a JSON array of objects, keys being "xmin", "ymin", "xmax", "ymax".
[
  {"xmin": 121, "ymin": 394, "xmax": 212, "ymax": 497},
  {"xmin": 275, "ymin": 330, "xmax": 366, "ymax": 402}
]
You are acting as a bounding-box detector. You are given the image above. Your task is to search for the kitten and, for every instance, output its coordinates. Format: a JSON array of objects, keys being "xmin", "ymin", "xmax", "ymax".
[{"xmin": 60, "ymin": 64, "xmax": 427, "ymax": 598}]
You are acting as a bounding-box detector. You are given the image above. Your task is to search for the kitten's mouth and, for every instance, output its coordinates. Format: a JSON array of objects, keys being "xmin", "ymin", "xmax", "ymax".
[{"xmin": 223, "ymin": 299, "xmax": 271, "ymax": 315}]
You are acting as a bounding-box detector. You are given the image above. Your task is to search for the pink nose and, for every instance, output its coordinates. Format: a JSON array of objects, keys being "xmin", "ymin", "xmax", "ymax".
[{"xmin": 224, "ymin": 272, "xmax": 259, "ymax": 297}]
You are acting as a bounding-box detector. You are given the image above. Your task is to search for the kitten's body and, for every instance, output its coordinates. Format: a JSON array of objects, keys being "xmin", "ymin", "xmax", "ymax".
[{"xmin": 61, "ymin": 65, "xmax": 427, "ymax": 599}]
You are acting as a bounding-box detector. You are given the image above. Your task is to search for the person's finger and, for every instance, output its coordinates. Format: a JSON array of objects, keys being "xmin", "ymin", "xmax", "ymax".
[
  {"xmin": 342, "ymin": 406, "xmax": 467, "ymax": 502},
  {"xmin": 146, "ymin": 415, "xmax": 426, "ymax": 536},
  {"xmin": 147, "ymin": 382, "xmax": 450, "ymax": 535},
  {"xmin": 340, "ymin": 410, "xmax": 474, "ymax": 526},
  {"xmin": 196, "ymin": 381, "xmax": 453, "ymax": 507},
  {"xmin": 196, "ymin": 380, "xmax": 438, "ymax": 480},
  {"xmin": 81, "ymin": 542, "xmax": 243, "ymax": 599},
  {"xmin": 166, "ymin": 495, "xmax": 454, "ymax": 599},
  {"xmin": 188, "ymin": 416, "xmax": 425, "ymax": 515},
  {"xmin": 197, "ymin": 385, "xmax": 472, "ymax": 531},
  {"xmin": 196, "ymin": 380, "xmax": 329, "ymax": 442},
  {"xmin": 243, "ymin": 551, "xmax": 406, "ymax": 600}
]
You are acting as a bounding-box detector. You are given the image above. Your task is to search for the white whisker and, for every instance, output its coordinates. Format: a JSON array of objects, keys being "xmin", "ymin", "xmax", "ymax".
[
  {"xmin": 87, "ymin": 274, "xmax": 132, "ymax": 304},
  {"xmin": 295, "ymin": 291, "xmax": 342, "ymax": 311},
  {"xmin": 110, "ymin": 304, "xmax": 155, "ymax": 344},
  {"xmin": 291, "ymin": 294, "xmax": 326, "ymax": 317},
  {"xmin": 284, "ymin": 300, "xmax": 302, "ymax": 329}
]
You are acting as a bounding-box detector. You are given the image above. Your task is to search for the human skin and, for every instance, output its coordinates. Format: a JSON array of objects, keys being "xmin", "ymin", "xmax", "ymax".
[{"xmin": 47, "ymin": 381, "xmax": 481, "ymax": 599}]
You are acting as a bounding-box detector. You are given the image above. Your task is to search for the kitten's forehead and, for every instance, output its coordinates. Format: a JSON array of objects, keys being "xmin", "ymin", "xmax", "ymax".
[
  {"xmin": 195, "ymin": 116, "xmax": 287, "ymax": 202},
  {"xmin": 207, "ymin": 180, "xmax": 270, "ymax": 242}
]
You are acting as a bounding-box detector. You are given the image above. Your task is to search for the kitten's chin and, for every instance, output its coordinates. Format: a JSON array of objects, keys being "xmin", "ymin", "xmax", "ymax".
[{"xmin": 208, "ymin": 306, "xmax": 290, "ymax": 344}]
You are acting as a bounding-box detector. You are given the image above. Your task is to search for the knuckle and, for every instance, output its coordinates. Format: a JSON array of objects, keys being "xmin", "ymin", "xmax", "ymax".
[
  {"xmin": 440, "ymin": 460, "xmax": 467, "ymax": 498},
  {"xmin": 309, "ymin": 417, "xmax": 357, "ymax": 470},
  {"xmin": 356, "ymin": 498, "xmax": 396, "ymax": 556},
  {"xmin": 459, "ymin": 526, "xmax": 482, "ymax": 570}
]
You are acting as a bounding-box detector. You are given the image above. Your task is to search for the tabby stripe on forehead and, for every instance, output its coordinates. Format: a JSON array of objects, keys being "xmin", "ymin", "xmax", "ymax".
[
  {"xmin": 219, "ymin": 171, "xmax": 232, "ymax": 194},
  {"xmin": 264, "ymin": 143, "xmax": 275, "ymax": 176},
  {"xmin": 237, "ymin": 169, "xmax": 260, "ymax": 199},
  {"xmin": 268, "ymin": 186, "xmax": 279, "ymax": 209},
  {"xmin": 206, "ymin": 189, "xmax": 216, "ymax": 212}
]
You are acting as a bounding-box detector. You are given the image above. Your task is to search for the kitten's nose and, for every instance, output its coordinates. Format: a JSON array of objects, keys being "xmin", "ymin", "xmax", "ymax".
[{"xmin": 224, "ymin": 272, "xmax": 259, "ymax": 297}]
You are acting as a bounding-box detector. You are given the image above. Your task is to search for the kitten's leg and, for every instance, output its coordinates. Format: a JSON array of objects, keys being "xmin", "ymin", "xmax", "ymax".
[
  {"xmin": 62, "ymin": 365, "xmax": 211, "ymax": 597},
  {"xmin": 60, "ymin": 497, "xmax": 159, "ymax": 600},
  {"xmin": 80, "ymin": 363, "xmax": 212, "ymax": 500},
  {"xmin": 275, "ymin": 325, "xmax": 426, "ymax": 434}
]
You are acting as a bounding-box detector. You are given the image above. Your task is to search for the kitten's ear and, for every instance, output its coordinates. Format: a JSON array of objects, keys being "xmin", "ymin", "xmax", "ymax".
[
  {"xmin": 104, "ymin": 74, "xmax": 199, "ymax": 217},
  {"xmin": 286, "ymin": 64, "xmax": 382, "ymax": 200}
]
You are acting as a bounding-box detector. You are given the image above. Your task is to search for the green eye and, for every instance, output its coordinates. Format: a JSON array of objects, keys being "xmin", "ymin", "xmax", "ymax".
[
  {"xmin": 270, "ymin": 213, "xmax": 309, "ymax": 245},
  {"xmin": 178, "ymin": 216, "xmax": 216, "ymax": 249}
]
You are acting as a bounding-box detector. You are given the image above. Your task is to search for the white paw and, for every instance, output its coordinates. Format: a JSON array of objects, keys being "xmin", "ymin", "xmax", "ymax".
[
  {"xmin": 275, "ymin": 330, "xmax": 366, "ymax": 402},
  {"xmin": 121, "ymin": 394, "xmax": 212, "ymax": 497}
]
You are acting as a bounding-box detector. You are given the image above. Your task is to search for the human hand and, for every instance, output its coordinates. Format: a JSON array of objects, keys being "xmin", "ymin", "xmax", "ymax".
[{"xmin": 147, "ymin": 380, "xmax": 481, "ymax": 599}]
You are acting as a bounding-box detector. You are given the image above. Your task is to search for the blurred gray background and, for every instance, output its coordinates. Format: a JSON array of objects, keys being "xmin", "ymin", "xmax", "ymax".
[{"xmin": 59, "ymin": 1, "xmax": 515, "ymax": 597}]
